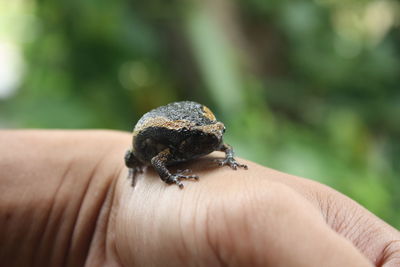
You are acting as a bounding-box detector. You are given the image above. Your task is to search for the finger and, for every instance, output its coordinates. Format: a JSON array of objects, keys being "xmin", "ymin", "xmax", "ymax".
[
  {"xmin": 206, "ymin": 182, "xmax": 373, "ymax": 267},
  {"xmin": 0, "ymin": 130, "xmax": 127, "ymax": 266},
  {"xmin": 234, "ymin": 163, "xmax": 400, "ymax": 266},
  {"xmin": 313, "ymin": 187, "xmax": 400, "ymax": 267}
]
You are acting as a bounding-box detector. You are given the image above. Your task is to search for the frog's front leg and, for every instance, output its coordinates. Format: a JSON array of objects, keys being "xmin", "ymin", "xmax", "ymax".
[
  {"xmin": 151, "ymin": 149, "xmax": 199, "ymax": 189},
  {"xmin": 125, "ymin": 149, "xmax": 145, "ymax": 185},
  {"xmin": 216, "ymin": 144, "xmax": 248, "ymax": 170}
]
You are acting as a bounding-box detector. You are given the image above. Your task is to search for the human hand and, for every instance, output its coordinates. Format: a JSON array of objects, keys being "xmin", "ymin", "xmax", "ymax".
[{"xmin": 0, "ymin": 130, "xmax": 398, "ymax": 266}]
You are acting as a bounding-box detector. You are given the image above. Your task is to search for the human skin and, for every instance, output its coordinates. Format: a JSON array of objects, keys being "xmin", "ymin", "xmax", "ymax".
[{"xmin": 0, "ymin": 130, "xmax": 399, "ymax": 267}]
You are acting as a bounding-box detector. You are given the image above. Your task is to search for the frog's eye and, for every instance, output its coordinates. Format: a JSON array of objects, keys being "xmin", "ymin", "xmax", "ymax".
[{"xmin": 222, "ymin": 127, "xmax": 226, "ymax": 134}]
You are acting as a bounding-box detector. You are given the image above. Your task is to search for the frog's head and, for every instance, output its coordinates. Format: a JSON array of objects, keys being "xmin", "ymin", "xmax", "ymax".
[{"xmin": 191, "ymin": 121, "xmax": 225, "ymax": 150}]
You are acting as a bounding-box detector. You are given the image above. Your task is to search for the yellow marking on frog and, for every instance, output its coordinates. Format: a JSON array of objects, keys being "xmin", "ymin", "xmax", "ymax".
[
  {"xmin": 202, "ymin": 106, "xmax": 216, "ymax": 121},
  {"xmin": 193, "ymin": 122, "xmax": 224, "ymax": 135},
  {"xmin": 133, "ymin": 116, "xmax": 195, "ymax": 139}
]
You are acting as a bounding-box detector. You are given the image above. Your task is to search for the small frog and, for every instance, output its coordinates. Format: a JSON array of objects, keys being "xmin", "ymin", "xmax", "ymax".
[{"xmin": 125, "ymin": 101, "xmax": 247, "ymax": 188}]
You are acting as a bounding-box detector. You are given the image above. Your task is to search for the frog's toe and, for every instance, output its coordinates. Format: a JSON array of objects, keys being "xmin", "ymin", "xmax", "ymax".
[
  {"xmin": 166, "ymin": 173, "xmax": 199, "ymax": 189},
  {"xmin": 175, "ymin": 169, "xmax": 199, "ymax": 180},
  {"xmin": 135, "ymin": 166, "xmax": 144, "ymax": 173},
  {"xmin": 215, "ymin": 157, "xmax": 248, "ymax": 170},
  {"xmin": 128, "ymin": 166, "xmax": 144, "ymax": 187},
  {"xmin": 176, "ymin": 173, "xmax": 199, "ymax": 180},
  {"xmin": 232, "ymin": 161, "xmax": 248, "ymax": 170},
  {"xmin": 174, "ymin": 179, "xmax": 185, "ymax": 189},
  {"xmin": 165, "ymin": 175, "xmax": 184, "ymax": 188},
  {"xmin": 128, "ymin": 166, "xmax": 144, "ymax": 177},
  {"xmin": 213, "ymin": 158, "xmax": 226, "ymax": 166}
]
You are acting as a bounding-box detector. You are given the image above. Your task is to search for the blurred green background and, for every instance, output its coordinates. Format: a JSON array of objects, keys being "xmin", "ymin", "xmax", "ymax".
[{"xmin": 0, "ymin": 0, "xmax": 399, "ymax": 227}]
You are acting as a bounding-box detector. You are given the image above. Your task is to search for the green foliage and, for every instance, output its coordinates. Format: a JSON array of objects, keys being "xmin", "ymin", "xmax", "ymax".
[{"xmin": 1, "ymin": 0, "xmax": 399, "ymax": 227}]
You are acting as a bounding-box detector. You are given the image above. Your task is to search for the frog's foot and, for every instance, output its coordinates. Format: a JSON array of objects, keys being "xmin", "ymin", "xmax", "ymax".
[
  {"xmin": 128, "ymin": 166, "xmax": 144, "ymax": 177},
  {"xmin": 214, "ymin": 157, "xmax": 248, "ymax": 170},
  {"xmin": 128, "ymin": 166, "xmax": 145, "ymax": 186},
  {"xmin": 135, "ymin": 165, "xmax": 145, "ymax": 174},
  {"xmin": 167, "ymin": 171, "xmax": 199, "ymax": 189}
]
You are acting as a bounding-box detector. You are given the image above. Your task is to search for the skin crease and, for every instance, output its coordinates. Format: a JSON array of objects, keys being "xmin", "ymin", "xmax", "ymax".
[{"xmin": 0, "ymin": 130, "xmax": 399, "ymax": 267}]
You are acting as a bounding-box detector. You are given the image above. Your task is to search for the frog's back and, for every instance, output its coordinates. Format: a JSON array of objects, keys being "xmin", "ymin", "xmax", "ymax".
[{"xmin": 136, "ymin": 101, "xmax": 215, "ymax": 128}]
